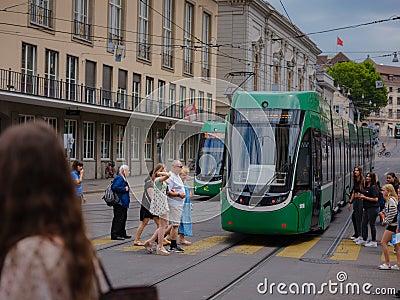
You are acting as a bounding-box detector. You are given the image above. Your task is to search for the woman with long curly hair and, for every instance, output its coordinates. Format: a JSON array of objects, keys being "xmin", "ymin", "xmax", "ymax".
[{"xmin": 0, "ymin": 122, "xmax": 105, "ymax": 299}]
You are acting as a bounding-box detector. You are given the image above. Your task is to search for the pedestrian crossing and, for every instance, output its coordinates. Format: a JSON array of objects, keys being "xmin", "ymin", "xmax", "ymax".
[{"xmin": 91, "ymin": 236, "xmax": 399, "ymax": 262}]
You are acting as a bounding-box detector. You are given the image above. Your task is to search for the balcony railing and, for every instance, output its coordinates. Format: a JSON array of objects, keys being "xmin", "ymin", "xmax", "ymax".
[
  {"xmin": 73, "ymin": 19, "xmax": 91, "ymax": 40},
  {"xmin": 0, "ymin": 68, "xmax": 189, "ymax": 119},
  {"xmin": 30, "ymin": 2, "xmax": 52, "ymax": 28}
]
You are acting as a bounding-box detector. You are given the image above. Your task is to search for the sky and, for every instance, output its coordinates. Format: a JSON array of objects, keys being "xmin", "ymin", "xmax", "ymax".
[{"xmin": 266, "ymin": 0, "xmax": 400, "ymax": 66}]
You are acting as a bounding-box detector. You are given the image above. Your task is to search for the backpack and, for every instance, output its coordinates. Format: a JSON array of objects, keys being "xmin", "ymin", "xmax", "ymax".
[{"xmin": 102, "ymin": 181, "xmax": 120, "ymax": 206}]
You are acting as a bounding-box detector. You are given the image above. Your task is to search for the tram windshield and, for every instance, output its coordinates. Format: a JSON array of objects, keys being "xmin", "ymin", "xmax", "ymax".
[
  {"xmin": 228, "ymin": 108, "xmax": 303, "ymax": 194},
  {"xmin": 197, "ymin": 132, "xmax": 225, "ymax": 177}
]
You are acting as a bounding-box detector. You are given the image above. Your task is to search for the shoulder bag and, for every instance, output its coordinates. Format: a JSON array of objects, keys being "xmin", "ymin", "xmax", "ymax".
[{"xmin": 97, "ymin": 258, "xmax": 158, "ymax": 300}]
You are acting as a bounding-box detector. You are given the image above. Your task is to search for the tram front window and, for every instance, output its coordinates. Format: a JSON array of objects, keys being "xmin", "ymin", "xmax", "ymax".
[
  {"xmin": 197, "ymin": 133, "xmax": 224, "ymax": 178},
  {"xmin": 229, "ymin": 109, "xmax": 303, "ymax": 196}
]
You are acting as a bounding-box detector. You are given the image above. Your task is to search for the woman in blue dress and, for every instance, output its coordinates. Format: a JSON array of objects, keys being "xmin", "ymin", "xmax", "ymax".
[{"xmin": 178, "ymin": 166, "xmax": 192, "ymax": 245}]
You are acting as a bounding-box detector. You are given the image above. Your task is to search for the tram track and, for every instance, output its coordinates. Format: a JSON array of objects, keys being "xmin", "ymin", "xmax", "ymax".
[{"xmin": 144, "ymin": 235, "xmax": 293, "ymax": 298}]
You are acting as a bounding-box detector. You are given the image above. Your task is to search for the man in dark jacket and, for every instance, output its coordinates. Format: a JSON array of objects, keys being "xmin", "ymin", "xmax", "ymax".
[{"xmin": 111, "ymin": 165, "xmax": 131, "ymax": 240}]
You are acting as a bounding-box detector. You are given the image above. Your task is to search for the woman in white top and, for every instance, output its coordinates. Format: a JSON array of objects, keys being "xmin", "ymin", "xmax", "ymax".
[
  {"xmin": 145, "ymin": 163, "xmax": 171, "ymax": 255},
  {"xmin": 378, "ymin": 184, "xmax": 400, "ymax": 270}
]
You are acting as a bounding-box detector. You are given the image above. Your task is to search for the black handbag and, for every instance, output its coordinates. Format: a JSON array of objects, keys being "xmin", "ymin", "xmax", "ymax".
[{"xmin": 97, "ymin": 259, "xmax": 158, "ymax": 300}]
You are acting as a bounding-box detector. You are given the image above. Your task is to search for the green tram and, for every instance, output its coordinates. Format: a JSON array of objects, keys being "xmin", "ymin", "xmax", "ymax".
[
  {"xmin": 221, "ymin": 91, "xmax": 374, "ymax": 234},
  {"xmin": 194, "ymin": 121, "xmax": 226, "ymax": 196}
]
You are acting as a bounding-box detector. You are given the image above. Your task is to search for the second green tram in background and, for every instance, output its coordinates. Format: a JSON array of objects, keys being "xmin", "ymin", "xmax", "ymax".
[{"xmin": 194, "ymin": 121, "xmax": 226, "ymax": 197}]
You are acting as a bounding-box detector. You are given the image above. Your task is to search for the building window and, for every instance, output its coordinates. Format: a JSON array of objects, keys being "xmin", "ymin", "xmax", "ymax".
[
  {"xmin": 116, "ymin": 125, "xmax": 125, "ymax": 160},
  {"xmin": 100, "ymin": 123, "xmax": 111, "ymax": 159},
  {"xmin": 83, "ymin": 121, "xmax": 94, "ymax": 159},
  {"xmin": 144, "ymin": 128, "xmax": 153, "ymax": 160},
  {"xmin": 198, "ymin": 91, "xmax": 204, "ymax": 121},
  {"xmin": 389, "ymin": 87, "xmax": 393, "ymax": 92},
  {"xmin": 30, "ymin": 0, "xmax": 52, "ymax": 28},
  {"xmin": 189, "ymin": 88, "xmax": 195, "ymax": 104},
  {"xmin": 389, "ymin": 109, "xmax": 393, "ymax": 118},
  {"xmin": 158, "ymin": 80, "xmax": 166, "ymax": 114},
  {"xmin": 397, "ymin": 110, "xmax": 400, "ymax": 119},
  {"xmin": 207, "ymin": 93, "xmax": 212, "ymax": 119},
  {"xmin": 85, "ymin": 60, "xmax": 96, "ymax": 104},
  {"xmin": 298, "ymin": 75, "xmax": 303, "ymax": 91},
  {"xmin": 287, "ymin": 70, "xmax": 292, "ymax": 91},
  {"xmin": 180, "ymin": 86, "xmax": 186, "ymax": 117},
  {"xmin": 272, "ymin": 66, "xmax": 279, "ymax": 91},
  {"xmin": 183, "ymin": 2, "xmax": 193, "ymax": 75},
  {"xmin": 19, "ymin": 114, "xmax": 35, "ymax": 124},
  {"xmin": 74, "ymin": 0, "xmax": 90, "ymax": 40},
  {"xmin": 138, "ymin": 0, "xmax": 150, "ymax": 61},
  {"xmin": 389, "ymin": 96, "xmax": 393, "ymax": 105},
  {"xmin": 178, "ymin": 131, "xmax": 185, "ymax": 160},
  {"xmin": 169, "ymin": 83, "xmax": 176, "ymax": 117},
  {"xmin": 145, "ymin": 76, "xmax": 154, "ymax": 113},
  {"xmin": 43, "ymin": 117, "xmax": 57, "ymax": 132},
  {"xmin": 45, "ymin": 49, "xmax": 58, "ymax": 98},
  {"xmin": 132, "ymin": 73, "xmax": 141, "ymax": 111},
  {"xmin": 162, "ymin": 0, "xmax": 173, "ymax": 68},
  {"xmin": 21, "ymin": 43, "xmax": 37, "ymax": 94},
  {"xmin": 397, "ymin": 97, "xmax": 400, "ymax": 105},
  {"xmin": 109, "ymin": 0, "xmax": 122, "ymax": 45},
  {"xmin": 168, "ymin": 130, "xmax": 175, "ymax": 160},
  {"xmin": 102, "ymin": 65, "xmax": 112, "ymax": 106},
  {"xmin": 66, "ymin": 55, "xmax": 78, "ymax": 100},
  {"xmin": 131, "ymin": 126, "xmax": 139, "ymax": 160},
  {"xmin": 64, "ymin": 119, "xmax": 77, "ymax": 159},
  {"xmin": 201, "ymin": 12, "xmax": 211, "ymax": 78},
  {"xmin": 188, "ymin": 135, "xmax": 195, "ymax": 160},
  {"xmin": 117, "ymin": 69, "xmax": 127, "ymax": 109}
]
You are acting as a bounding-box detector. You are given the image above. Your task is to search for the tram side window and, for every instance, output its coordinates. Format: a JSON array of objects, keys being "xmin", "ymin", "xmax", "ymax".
[
  {"xmin": 321, "ymin": 134, "xmax": 332, "ymax": 185},
  {"xmin": 345, "ymin": 143, "xmax": 350, "ymax": 174},
  {"xmin": 334, "ymin": 139, "xmax": 342, "ymax": 179},
  {"xmin": 295, "ymin": 130, "xmax": 310, "ymax": 188}
]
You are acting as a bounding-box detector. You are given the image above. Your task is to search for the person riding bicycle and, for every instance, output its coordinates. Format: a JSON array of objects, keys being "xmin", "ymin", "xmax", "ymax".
[{"xmin": 381, "ymin": 142, "xmax": 386, "ymax": 153}]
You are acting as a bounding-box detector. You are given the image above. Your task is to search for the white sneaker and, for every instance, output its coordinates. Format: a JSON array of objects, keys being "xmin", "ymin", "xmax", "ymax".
[
  {"xmin": 378, "ymin": 263, "xmax": 391, "ymax": 270},
  {"xmin": 364, "ymin": 241, "xmax": 378, "ymax": 247},
  {"xmin": 353, "ymin": 237, "xmax": 362, "ymax": 243},
  {"xmin": 391, "ymin": 264, "xmax": 400, "ymax": 270},
  {"xmin": 356, "ymin": 239, "xmax": 366, "ymax": 245},
  {"xmin": 388, "ymin": 242, "xmax": 393, "ymax": 247},
  {"xmin": 350, "ymin": 236, "xmax": 357, "ymax": 240}
]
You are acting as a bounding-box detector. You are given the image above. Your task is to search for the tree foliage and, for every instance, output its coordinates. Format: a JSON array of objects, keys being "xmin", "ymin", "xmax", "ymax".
[{"xmin": 327, "ymin": 61, "xmax": 387, "ymax": 120}]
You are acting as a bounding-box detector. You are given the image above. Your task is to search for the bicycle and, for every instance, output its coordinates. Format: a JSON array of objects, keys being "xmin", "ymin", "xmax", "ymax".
[{"xmin": 377, "ymin": 149, "xmax": 391, "ymax": 158}]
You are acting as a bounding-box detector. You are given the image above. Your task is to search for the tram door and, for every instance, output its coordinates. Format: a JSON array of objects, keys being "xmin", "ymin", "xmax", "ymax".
[{"xmin": 311, "ymin": 130, "xmax": 322, "ymax": 228}]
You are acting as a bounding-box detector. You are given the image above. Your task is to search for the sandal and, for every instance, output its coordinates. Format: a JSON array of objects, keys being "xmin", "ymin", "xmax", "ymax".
[
  {"xmin": 179, "ymin": 240, "xmax": 192, "ymax": 245},
  {"xmin": 133, "ymin": 240, "xmax": 144, "ymax": 246},
  {"xmin": 163, "ymin": 238, "xmax": 171, "ymax": 246},
  {"xmin": 144, "ymin": 240, "xmax": 153, "ymax": 253},
  {"xmin": 156, "ymin": 247, "xmax": 170, "ymax": 256}
]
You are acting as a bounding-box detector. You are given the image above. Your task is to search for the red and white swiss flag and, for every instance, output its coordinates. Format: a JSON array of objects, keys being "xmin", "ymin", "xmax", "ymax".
[
  {"xmin": 337, "ymin": 36, "xmax": 343, "ymax": 46},
  {"xmin": 184, "ymin": 103, "xmax": 198, "ymax": 122}
]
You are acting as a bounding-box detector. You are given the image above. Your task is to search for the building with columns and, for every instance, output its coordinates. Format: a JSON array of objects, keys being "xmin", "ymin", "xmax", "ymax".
[
  {"xmin": 363, "ymin": 62, "xmax": 400, "ymax": 137},
  {"xmin": 0, "ymin": 0, "xmax": 218, "ymax": 178},
  {"xmin": 215, "ymin": 0, "xmax": 321, "ymax": 115}
]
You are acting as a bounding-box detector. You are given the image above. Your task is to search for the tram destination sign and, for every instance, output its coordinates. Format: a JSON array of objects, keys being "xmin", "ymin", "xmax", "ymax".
[{"xmin": 235, "ymin": 109, "xmax": 299, "ymax": 124}]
